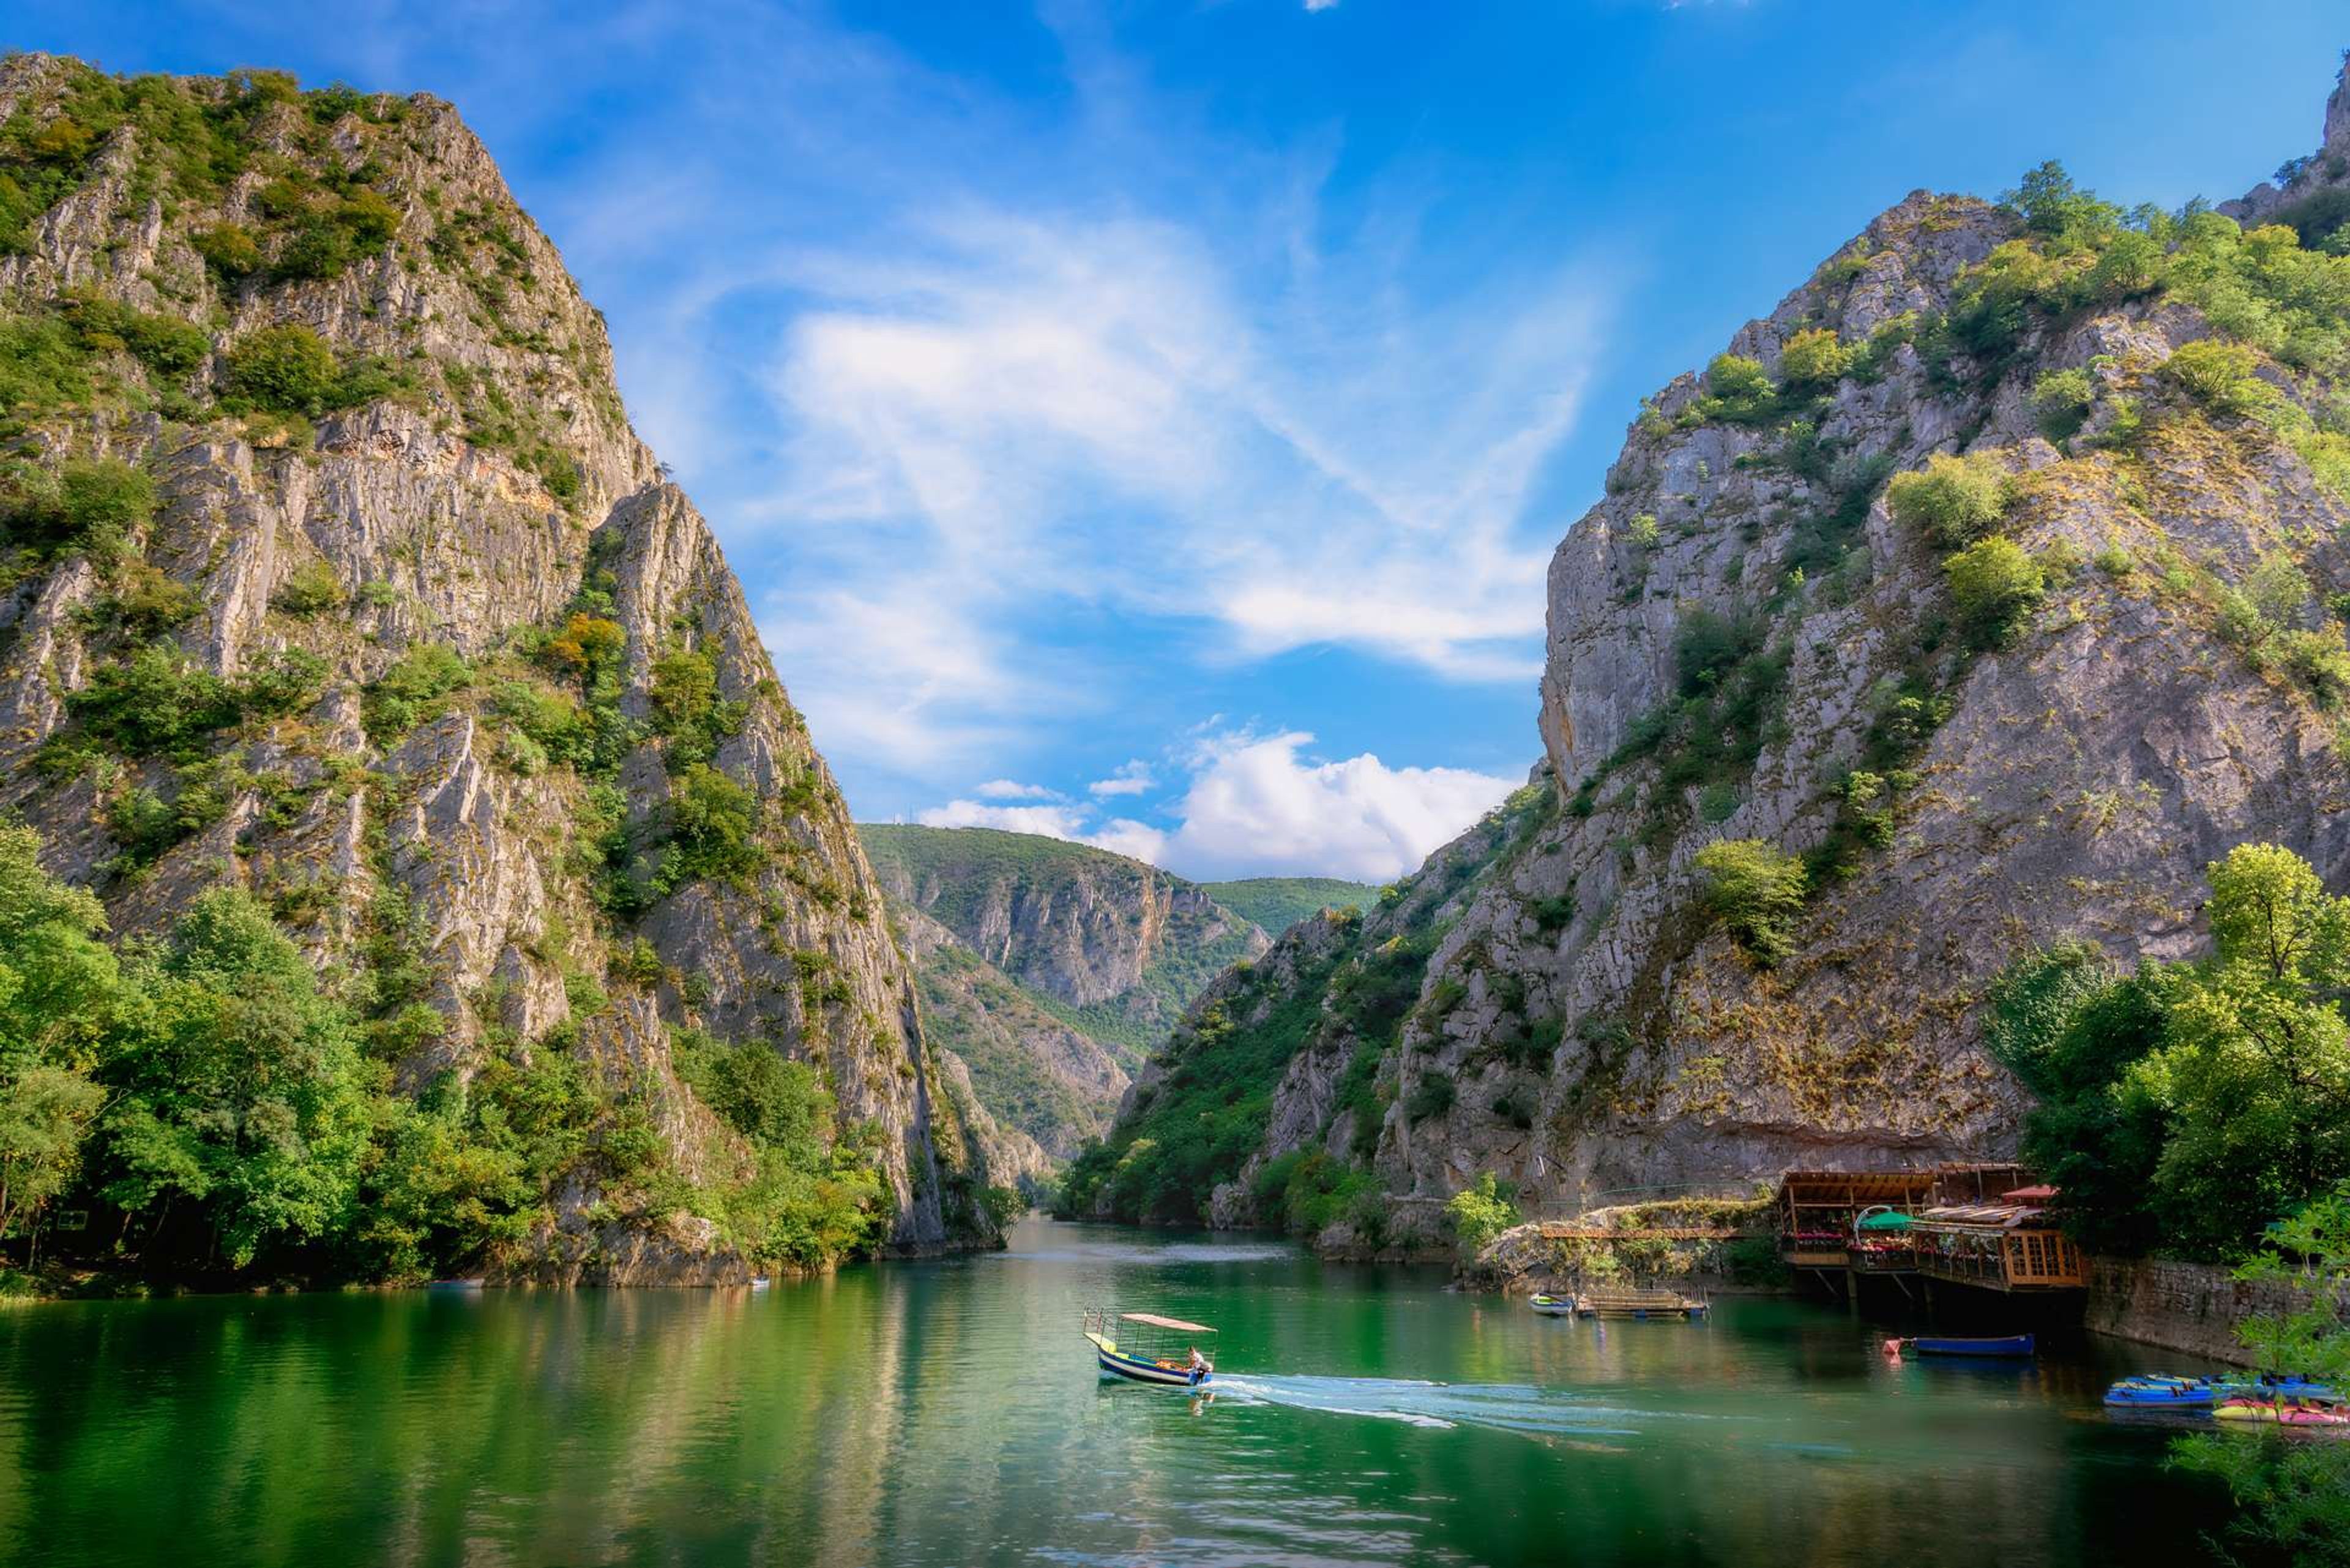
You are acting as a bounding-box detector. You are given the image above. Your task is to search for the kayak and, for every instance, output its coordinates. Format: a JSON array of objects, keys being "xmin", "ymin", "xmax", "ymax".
[
  {"xmin": 1911, "ymin": 1334, "xmax": 2035, "ymax": 1357},
  {"xmin": 2105, "ymin": 1378, "xmax": 2216, "ymax": 1408},
  {"xmin": 2215, "ymin": 1398, "xmax": 2350, "ymax": 1427},
  {"xmin": 2105, "ymin": 1373, "xmax": 2337, "ymax": 1408}
]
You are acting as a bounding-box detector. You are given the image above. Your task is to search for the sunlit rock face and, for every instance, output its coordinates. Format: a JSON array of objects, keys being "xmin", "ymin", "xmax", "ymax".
[
  {"xmin": 1121, "ymin": 56, "xmax": 2350, "ymax": 1253},
  {"xmin": 0, "ymin": 53, "xmax": 996, "ymax": 1272}
]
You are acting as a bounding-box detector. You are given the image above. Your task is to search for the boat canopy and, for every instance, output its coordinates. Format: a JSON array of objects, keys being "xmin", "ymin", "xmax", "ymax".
[{"xmin": 1122, "ymin": 1312, "xmax": 1215, "ymax": 1334}]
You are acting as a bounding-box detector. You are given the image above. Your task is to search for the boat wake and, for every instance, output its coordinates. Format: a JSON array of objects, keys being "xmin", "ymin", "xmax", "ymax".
[{"xmin": 1207, "ymin": 1375, "xmax": 1692, "ymax": 1439}]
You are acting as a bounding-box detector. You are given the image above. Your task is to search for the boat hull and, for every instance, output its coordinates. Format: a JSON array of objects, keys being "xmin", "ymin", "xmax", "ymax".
[
  {"xmin": 1914, "ymin": 1335, "xmax": 2035, "ymax": 1357},
  {"xmin": 1092, "ymin": 1343, "xmax": 1211, "ymax": 1387}
]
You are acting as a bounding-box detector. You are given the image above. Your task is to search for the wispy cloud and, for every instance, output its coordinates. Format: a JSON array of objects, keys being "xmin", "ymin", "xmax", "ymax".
[
  {"xmin": 1089, "ymin": 761, "xmax": 1155, "ymax": 797},
  {"xmin": 975, "ymin": 778, "xmax": 1062, "ymax": 801},
  {"xmin": 752, "ymin": 202, "xmax": 1605, "ymax": 773}
]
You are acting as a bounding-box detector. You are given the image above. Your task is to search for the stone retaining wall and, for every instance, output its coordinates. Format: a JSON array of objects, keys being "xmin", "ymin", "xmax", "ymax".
[{"xmin": 2083, "ymin": 1256, "xmax": 2311, "ymax": 1365}]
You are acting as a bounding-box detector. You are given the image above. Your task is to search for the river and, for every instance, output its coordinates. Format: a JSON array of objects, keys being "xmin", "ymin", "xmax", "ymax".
[{"xmin": 0, "ymin": 1217, "xmax": 2239, "ymax": 1566}]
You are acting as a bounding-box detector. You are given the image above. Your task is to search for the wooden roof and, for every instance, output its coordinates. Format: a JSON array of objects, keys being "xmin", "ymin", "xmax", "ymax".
[{"xmin": 1776, "ymin": 1171, "xmax": 1938, "ymax": 1203}]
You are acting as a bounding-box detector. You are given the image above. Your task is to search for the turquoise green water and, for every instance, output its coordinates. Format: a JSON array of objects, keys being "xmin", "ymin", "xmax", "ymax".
[{"xmin": 0, "ymin": 1219, "xmax": 2236, "ymax": 1566}]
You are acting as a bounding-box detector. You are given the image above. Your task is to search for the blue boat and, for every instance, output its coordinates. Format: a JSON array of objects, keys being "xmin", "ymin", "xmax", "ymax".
[
  {"xmin": 1910, "ymin": 1334, "xmax": 2035, "ymax": 1357},
  {"xmin": 2105, "ymin": 1376, "xmax": 2216, "ymax": 1408},
  {"xmin": 1081, "ymin": 1308, "xmax": 1217, "ymax": 1388},
  {"xmin": 2105, "ymin": 1372, "xmax": 2335, "ymax": 1408}
]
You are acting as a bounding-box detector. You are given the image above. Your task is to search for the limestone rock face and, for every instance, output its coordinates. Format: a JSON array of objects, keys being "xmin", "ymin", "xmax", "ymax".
[
  {"xmin": 0, "ymin": 54, "xmax": 993, "ymax": 1271},
  {"xmin": 1120, "ymin": 58, "xmax": 2350, "ymax": 1247}
]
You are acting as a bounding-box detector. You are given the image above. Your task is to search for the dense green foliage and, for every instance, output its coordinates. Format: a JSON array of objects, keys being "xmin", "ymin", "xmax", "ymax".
[
  {"xmin": 1991, "ymin": 845, "xmax": 2350, "ymax": 1263},
  {"xmin": 0, "ymin": 822, "xmax": 895, "ymax": 1283},
  {"xmin": 1942, "ymin": 536, "xmax": 2046, "ymax": 641},
  {"xmin": 2168, "ymin": 1185, "xmax": 2350, "ymax": 1563},
  {"xmin": 1056, "ymin": 936, "xmax": 1343, "ymax": 1225},
  {"xmin": 1693, "ymin": 838, "xmax": 1808, "ymax": 967}
]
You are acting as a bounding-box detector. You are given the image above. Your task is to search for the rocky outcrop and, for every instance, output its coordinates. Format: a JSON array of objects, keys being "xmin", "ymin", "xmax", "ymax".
[
  {"xmin": 1090, "ymin": 51, "xmax": 2350, "ymax": 1255},
  {"xmin": 0, "ymin": 55, "xmax": 994, "ymax": 1272}
]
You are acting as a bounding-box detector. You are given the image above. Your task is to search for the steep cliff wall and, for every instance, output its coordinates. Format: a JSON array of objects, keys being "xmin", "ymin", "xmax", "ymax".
[
  {"xmin": 1073, "ymin": 54, "xmax": 2350, "ymax": 1252},
  {"xmin": 0, "ymin": 55, "xmax": 993, "ymax": 1276}
]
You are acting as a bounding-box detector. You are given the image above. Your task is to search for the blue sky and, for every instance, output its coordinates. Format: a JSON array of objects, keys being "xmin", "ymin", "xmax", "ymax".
[{"xmin": 17, "ymin": 1, "xmax": 2347, "ymax": 878}]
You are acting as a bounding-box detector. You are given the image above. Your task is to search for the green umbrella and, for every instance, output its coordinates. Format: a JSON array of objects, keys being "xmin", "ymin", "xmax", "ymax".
[{"xmin": 1857, "ymin": 1210, "xmax": 1913, "ymax": 1232}]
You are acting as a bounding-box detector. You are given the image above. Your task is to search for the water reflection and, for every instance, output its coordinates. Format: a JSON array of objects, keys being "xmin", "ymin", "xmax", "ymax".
[{"xmin": 0, "ymin": 1219, "xmax": 2237, "ymax": 1567}]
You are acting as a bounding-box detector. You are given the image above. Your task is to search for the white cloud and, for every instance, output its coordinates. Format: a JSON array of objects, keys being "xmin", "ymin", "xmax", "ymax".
[
  {"xmin": 918, "ymin": 728, "xmax": 1520, "ymax": 881},
  {"xmin": 976, "ymin": 778, "xmax": 1061, "ymax": 801},
  {"xmin": 918, "ymin": 799, "xmax": 1094, "ymax": 840},
  {"xmin": 1151, "ymin": 730, "xmax": 1517, "ymax": 881},
  {"xmin": 1089, "ymin": 761, "xmax": 1155, "ymax": 797},
  {"xmin": 1304, "ymin": 0, "xmax": 1341, "ymax": 10}
]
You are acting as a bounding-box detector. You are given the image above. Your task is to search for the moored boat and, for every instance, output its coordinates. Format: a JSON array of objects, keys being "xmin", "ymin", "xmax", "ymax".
[
  {"xmin": 1081, "ymin": 1308, "xmax": 1218, "ymax": 1387},
  {"xmin": 1529, "ymin": 1294, "xmax": 1575, "ymax": 1316},
  {"xmin": 2215, "ymin": 1397, "xmax": 2350, "ymax": 1427},
  {"xmin": 1908, "ymin": 1334, "xmax": 2035, "ymax": 1357}
]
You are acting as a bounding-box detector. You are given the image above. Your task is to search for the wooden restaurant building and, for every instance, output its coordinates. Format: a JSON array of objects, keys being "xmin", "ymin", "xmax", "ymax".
[{"xmin": 1773, "ymin": 1164, "xmax": 2089, "ymax": 1298}]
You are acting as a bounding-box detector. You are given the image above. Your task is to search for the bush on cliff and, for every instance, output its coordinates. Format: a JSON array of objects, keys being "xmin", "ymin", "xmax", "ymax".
[
  {"xmin": 1694, "ymin": 838, "xmax": 1807, "ymax": 967},
  {"xmin": 1887, "ymin": 452, "xmax": 2009, "ymax": 547},
  {"xmin": 1944, "ymin": 537, "xmax": 2045, "ymax": 643}
]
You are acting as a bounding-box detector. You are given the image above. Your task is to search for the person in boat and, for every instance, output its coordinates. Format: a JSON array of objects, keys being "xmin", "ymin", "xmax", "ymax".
[{"xmin": 1188, "ymin": 1346, "xmax": 1211, "ymax": 1386}]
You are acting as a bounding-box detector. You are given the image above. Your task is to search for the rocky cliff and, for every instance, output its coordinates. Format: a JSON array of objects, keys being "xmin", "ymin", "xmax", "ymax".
[
  {"xmin": 0, "ymin": 54, "xmax": 996, "ymax": 1277},
  {"xmin": 859, "ymin": 824, "xmax": 1269, "ymax": 1168},
  {"xmin": 1070, "ymin": 53, "xmax": 2350, "ymax": 1252}
]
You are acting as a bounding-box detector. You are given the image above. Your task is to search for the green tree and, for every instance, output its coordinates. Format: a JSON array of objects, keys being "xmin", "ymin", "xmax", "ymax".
[
  {"xmin": 0, "ymin": 825, "xmax": 126, "ymax": 1244},
  {"xmin": 1776, "ymin": 327, "xmax": 1849, "ymax": 390},
  {"xmin": 2162, "ymin": 338, "xmax": 2267, "ymax": 415},
  {"xmin": 224, "ymin": 323, "xmax": 341, "ymax": 415},
  {"xmin": 98, "ymin": 890, "xmax": 373, "ymax": 1269},
  {"xmin": 1445, "ymin": 1171, "xmax": 1520, "ymax": 1257},
  {"xmin": 1983, "ymin": 944, "xmax": 2171, "ymax": 1254},
  {"xmin": 2128, "ymin": 844, "xmax": 2350, "ymax": 1256},
  {"xmin": 1694, "ymin": 838, "xmax": 1808, "ymax": 967}
]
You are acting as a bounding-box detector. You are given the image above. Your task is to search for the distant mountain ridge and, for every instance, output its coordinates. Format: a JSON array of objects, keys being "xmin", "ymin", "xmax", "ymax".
[{"xmin": 857, "ymin": 824, "xmax": 1276, "ymax": 1168}]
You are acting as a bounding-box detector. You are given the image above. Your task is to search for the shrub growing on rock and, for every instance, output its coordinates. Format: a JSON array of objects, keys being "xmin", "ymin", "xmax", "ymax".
[
  {"xmin": 2030, "ymin": 368, "xmax": 2095, "ymax": 442},
  {"xmin": 2162, "ymin": 339, "xmax": 2266, "ymax": 415},
  {"xmin": 225, "ymin": 323, "xmax": 341, "ymax": 415},
  {"xmin": 1777, "ymin": 327, "xmax": 1850, "ymax": 390},
  {"xmin": 1704, "ymin": 353, "xmax": 1776, "ymax": 422},
  {"xmin": 1693, "ymin": 838, "xmax": 1807, "ymax": 966},
  {"xmin": 1887, "ymin": 452, "xmax": 2009, "ymax": 547},
  {"xmin": 1944, "ymin": 536, "xmax": 2046, "ymax": 641}
]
